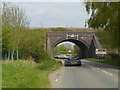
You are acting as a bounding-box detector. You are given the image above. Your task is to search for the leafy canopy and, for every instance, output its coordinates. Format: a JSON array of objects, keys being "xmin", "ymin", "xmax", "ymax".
[{"xmin": 84, "ymin": 2, "xmax": 119, "ymax": 49}]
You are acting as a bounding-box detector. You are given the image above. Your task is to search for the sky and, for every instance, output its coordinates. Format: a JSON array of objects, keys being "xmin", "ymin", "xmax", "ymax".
[
  {"xmin": 14, "ymin": 2, "xmax": 89, "ymax": 28},
  {"xmin": 57, "ymin": 41, "xmax": 75, "ymax": 49}
]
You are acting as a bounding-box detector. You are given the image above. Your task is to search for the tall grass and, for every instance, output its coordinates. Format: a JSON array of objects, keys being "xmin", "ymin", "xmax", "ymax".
[
  {"xmin": 0, "ymin": 60, "xmax": 2, "ymax": 90},
  {"xmin": 2, "ymin": 59, "xmax": 61, "ymax": 88}
]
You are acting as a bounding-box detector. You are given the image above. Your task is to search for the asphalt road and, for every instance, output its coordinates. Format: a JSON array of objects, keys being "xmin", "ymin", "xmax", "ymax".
[{"xmin": 55, "ymin": 59, "xmax": 119, "ymax": 88}]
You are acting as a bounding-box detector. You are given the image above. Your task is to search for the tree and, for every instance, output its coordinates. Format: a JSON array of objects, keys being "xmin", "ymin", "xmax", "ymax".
[
  {"xmin": 18, "ymin": 29, "xmax": 48, "ymax": 62},
  {"xmin": 2, "ymin": 2, "xmax": 29, "ymax": 60},
  {"xmin": 84, "ymin": 2, "xmax": 119, "ymax": 49},
  {"xmin": 72, "ymin": 44, "xmax": 80, "ymax": 57},
  {"xmin": 54, "ymin": 44, "xmax": 68, "ymax": 54}
]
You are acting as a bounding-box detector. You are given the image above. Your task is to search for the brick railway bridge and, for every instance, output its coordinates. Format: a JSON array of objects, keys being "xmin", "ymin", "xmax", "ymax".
[{"xmin": 46, "ymin": 31, "xmax": 101, "ymax": 58}]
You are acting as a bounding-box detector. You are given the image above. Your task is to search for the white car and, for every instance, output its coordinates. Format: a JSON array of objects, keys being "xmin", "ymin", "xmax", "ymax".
[{"xmin": 57, "ymin": 54, "xmax": 67, "ymax": 59}]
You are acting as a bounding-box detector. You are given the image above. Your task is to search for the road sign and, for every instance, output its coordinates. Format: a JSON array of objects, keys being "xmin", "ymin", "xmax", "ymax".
[
  {"xmin": 66, "ymin": 34, "xmax": 79, "ymax": 40},
  {"xmin": 95, "ymin": 49, "xmax": 107, "ymax": 54}
]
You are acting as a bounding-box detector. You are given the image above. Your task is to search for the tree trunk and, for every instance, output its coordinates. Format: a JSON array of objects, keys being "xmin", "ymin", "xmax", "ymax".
[
  {"xmin": 16, "ymin": 49, "xmax": 18, "ymax": 60},
  {"xmin": 8, "ymin": 51, "xmax": 10, "ymax": 60},
  {"xmin": 11, "ymin": 49, "xmax": 14, "ymax": 60},
  {"xmin": 16, "ymin": 32, "xmax": 20, "ymax": 60}
]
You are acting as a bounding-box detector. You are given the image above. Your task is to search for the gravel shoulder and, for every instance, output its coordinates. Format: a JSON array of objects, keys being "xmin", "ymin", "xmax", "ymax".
[{"xmin": 48, "ymin": 66, "xmax": 63, "ymax": 88}]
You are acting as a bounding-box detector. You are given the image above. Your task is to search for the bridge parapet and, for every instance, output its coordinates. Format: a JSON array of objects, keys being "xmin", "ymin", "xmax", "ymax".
[{"xmin": 47, "ymin": 32, "xmax": 95, "ymax": 37}]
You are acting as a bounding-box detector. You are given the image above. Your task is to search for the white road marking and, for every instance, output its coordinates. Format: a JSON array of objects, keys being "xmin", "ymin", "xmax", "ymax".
[
  {"xmin": 83, "ymin": 63, "xmax": 96, "ymax": 70},
  {"xmin": 55, "ymin": 79, "xmax": 58, "ymax": 82},
  {"xmin": 83, "ymin": 63, "xmax": 113, "ymax": 76},
  {"xmin": 86, "ymin": 65, "xmax": 95, "ymax": 69},
  {"xmin": 101, "ymin": 70, "xmax": 113, "ymax": 76},
  {"xmin": 96, "ymin": 67, "xmax": 100, "ymax": 70},
  {"xmin": 90, "ymin": 67, "xmax": 96, "ymax": 70}
]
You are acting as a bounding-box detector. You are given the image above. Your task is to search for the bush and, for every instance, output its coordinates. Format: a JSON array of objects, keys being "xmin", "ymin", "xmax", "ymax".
[{"xmin": 108, "ymin": 52, "xmax": 119, "ymax": 60}]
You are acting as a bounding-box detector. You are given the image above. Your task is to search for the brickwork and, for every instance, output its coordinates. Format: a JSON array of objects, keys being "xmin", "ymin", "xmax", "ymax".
[{"xmin": 46, "ymin": 32, "xmax": 101, "ymax": 58}]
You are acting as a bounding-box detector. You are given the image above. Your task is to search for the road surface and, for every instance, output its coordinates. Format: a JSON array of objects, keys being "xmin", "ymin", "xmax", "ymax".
[{"xmin": 52, "ymin": 59, "xmax": 119, "ymax": 88}]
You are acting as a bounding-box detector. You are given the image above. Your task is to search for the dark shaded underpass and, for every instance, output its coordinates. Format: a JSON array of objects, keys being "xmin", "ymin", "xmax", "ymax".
[{"xmin": 53, "ymin": 39, "xmax": 95, "ymax": 59}]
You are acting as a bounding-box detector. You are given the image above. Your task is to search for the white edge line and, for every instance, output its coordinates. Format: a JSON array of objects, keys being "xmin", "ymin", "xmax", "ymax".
[
  {"xmin": 101, "ymin": 70, "xmax": 113, "ymax": 76},
  {"xmin": 83, "ymin": 63, "xmax": 113, "ymax": 76},
  {"xmin": 83, "ymin": 63, "xmax": 96, "ymax": 70}
]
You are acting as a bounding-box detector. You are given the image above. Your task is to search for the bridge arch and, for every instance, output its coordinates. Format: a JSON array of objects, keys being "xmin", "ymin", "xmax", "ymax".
[
  {"xmin": 52, "ymin": 38, "xmax": 89, "ymax": 49},
  {"xmin": 46, "ymin": 31, "xmax": 101, "ymax": 58},
  {"xmin": 51, "ymin": 38, "xmax": 89, "ymax": 58}
]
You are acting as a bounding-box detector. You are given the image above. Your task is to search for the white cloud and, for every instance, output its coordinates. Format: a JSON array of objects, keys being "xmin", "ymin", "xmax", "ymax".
[
  {"xmin": 36, "ymin": 9, "xmax": 44, "ymax": 13},
  {"xmin": 31, "ymin": 9, "xmax": 44, "ymax": 15},
  {"xmin": 14, "ymin": 2, "xmax": 89, "ymax": 28}
]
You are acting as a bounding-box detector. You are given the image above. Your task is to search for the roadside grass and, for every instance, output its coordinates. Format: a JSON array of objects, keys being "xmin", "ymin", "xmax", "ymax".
[
  {"xmin": 2, "ymin": 59, "xmax": 62, "ymax": 88},
  {"xmin": 0, "ymin": 60, "xmax": 2, "ymax": 90},
  {"xmin": 85, "ymin": 58, "xmax": 120, "ymax": 67}
]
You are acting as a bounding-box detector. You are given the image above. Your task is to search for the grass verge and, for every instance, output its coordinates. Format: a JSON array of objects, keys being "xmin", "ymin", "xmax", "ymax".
[
  {"xmin": 2, "ymin": 59, "xmax": 62, "ymax": 88},
  {"xmin": 0, "ymin": 60, "xmax": 2, "ymax": 90},
  {"xmin": 85, "ymin": 58, "xmax": 120, "ymax": 67}
]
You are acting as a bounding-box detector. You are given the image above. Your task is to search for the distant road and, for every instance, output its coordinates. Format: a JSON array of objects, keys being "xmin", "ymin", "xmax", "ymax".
[{"xmin": 54, "ymin": 59, "xmax": 118, "ymax": 88}]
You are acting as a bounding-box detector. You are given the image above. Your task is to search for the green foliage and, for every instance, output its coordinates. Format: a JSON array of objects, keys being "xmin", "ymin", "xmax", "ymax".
[
  {"xmin": 84, "ymin": 2, "xmax": 119, "ymax": 48},
  {"xmin": 3, "ymin": 26, "xmax": 50, "ymax": 62},
  {"xmin": 2, "ymin": 2, "xmax": 29, "ymax": 60},
  {"xmin": 2, "ymin": 29, "xmax": 14, "ymax": 51},
  {"xmin": 72, "ymin": 44, "xmax": 80, "ymax": 57},
  {"xmin": 95, "ymin": 29, "xmax": 117, "ymax": 51},
  {"xmin": 2, "ymin": 2, "xmax": 51, "ymax": 61},
  {"xmin": 54, "ymin": 44, "xmax": 68, "ymax": 54},
  {"xmin": 18, "ymin": 29, "xmax": 50, "ymax": 62},
  {"xmin": 84, "ymin": 2, "xmax": 118, "ymax": 30},
  {"xmin": 2, "ymin": 60, "xmax": 61, "ymax": 88},
  {"xmin": 51, "ymin": 27, "xmax": 66, "ymax": 31}
]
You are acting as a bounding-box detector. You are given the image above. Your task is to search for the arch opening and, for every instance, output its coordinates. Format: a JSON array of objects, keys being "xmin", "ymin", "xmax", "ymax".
[{"xmin": 53, "ymin": 39, "xmax": 89, "ymax": 59}]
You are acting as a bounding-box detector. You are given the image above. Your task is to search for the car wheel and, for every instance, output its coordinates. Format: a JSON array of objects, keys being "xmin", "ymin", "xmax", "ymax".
[{"xmin": 64, "ymin": 64, "xmax": 67, "ymax": 66}]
